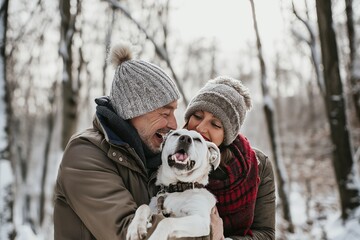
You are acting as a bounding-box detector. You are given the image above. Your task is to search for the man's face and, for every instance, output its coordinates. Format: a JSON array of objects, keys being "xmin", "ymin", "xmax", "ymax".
[{"xmin": 130, "ymin": 101, "xmax": 178, "ymax": 154}]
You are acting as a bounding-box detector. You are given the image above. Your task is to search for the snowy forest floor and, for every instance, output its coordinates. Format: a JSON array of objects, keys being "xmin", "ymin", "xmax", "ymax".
[{"xmin": 275, "ymin": 123, "xmax": 360, "ymax": 240}]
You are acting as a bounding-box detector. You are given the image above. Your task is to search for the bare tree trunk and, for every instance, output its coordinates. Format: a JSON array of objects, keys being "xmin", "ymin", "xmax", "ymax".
[
  {"xmin": 59, "ymin": 0, "xmax": 80, "ymax": 149},
  {"xmin": 102, "ymin": 8, "xmax": 115, "ymax": 96},
  {"xmin": 345, "ymin": 0, "xmax": 360, "ymax": 124},
  {"xmin": 39, "ymin": 82, "xmax": 57, "ymax": 225},
  {"xmin": 316, "ymin": 0, "xmax": 360, "ymax": 220},
  {"xmin": 210, "ymin": 42, "xmax": 217, "ymax": 79},
  {"xmin": 0, "ymin": 0, "xmax": 13, "ymax": 239},
  {"xmin": 249, "ymin": 0, "xmax": 294, "ymax": 232},
  {"xmin": 0, "ymin": 0, "xmax": 9, "ymax": 158}
]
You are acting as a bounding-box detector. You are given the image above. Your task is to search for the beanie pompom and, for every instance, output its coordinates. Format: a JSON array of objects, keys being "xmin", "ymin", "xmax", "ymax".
[
  {"xmin": 211, "ymin": 76, "xmax": 252, "ymax": 110},
  {"xmin": 109, "ymin": 42, "xmax": 133, "ymax": 68}
]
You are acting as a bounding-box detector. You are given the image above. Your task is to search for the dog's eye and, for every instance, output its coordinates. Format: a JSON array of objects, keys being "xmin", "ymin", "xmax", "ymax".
[
  {"xmin": 194, "ymin": 138, "xmax": 202, "ymax": 142},
  {"xmin": 172, "ymin": 133, "xmax": 180, "ymax": 137}
]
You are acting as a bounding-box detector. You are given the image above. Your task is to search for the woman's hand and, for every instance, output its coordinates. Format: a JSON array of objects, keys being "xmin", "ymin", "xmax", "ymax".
[{"xmin": 210, "ymin": 207, "xmax": 225, "ymax": 240}]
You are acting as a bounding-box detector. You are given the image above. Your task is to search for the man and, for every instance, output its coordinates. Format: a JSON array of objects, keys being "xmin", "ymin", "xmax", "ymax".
[{"xmin": 53, "ymin": 42, "xmax": 181, "ymax": 239}]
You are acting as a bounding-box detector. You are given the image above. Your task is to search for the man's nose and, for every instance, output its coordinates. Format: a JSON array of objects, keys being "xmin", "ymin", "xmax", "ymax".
[{"xmin": 168, "ymin": 114, "xmax": 177, "ymax": 130}]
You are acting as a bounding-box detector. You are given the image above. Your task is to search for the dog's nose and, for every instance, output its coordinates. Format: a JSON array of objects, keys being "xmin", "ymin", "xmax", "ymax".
[{"xmin": 179, "ymin": 135, "xmax": 192, "ymax": 144}]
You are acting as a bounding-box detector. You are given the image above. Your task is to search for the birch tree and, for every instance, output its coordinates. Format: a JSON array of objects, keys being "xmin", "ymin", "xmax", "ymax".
[
  {"xmin": 316, "ymin": 0, "xmax": 360, "ymax": 220},
  {"xmin": 249, "ymin": 0, "xmax": 294, "ymax": 232}
]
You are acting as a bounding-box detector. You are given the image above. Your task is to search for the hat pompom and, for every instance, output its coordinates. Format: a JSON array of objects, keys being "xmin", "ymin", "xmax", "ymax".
[
  {"xmin": 109, "ymin": 42, "xmax": 133, "ymax": 68},
  {"xmin": 211, "ymin": 76, "xmax": 252, "ymax": 110}
]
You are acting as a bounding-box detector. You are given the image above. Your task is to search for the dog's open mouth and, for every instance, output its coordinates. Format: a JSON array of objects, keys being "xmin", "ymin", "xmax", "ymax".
[{"xmin": 168, "ymin": 149, "xmax": 195, "ymax": 170}]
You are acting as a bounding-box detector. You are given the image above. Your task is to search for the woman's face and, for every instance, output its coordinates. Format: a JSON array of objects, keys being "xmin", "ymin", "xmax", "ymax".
[{"xmin": 186, "ymin": 110, "xmax": 224, "ymax": 147}]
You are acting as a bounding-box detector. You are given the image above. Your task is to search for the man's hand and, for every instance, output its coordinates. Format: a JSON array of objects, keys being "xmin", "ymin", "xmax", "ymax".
[{"xmin": 210, "ymin": 207, "xmax": 224, "ymax": 240}]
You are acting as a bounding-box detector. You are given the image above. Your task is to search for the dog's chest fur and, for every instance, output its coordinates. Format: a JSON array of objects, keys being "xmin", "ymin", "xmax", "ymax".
[{"xmin": 150, "ymin": 189, "xmax": 216, "ymax": 218}]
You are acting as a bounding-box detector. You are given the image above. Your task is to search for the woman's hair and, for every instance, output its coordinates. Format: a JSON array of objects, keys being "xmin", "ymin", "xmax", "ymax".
[{"xmin": 220, "ymin": 147, "xmax": 234, "ymax": 167}]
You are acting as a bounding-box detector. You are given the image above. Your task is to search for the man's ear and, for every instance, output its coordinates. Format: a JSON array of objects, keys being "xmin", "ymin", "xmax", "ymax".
[{"xmin": 206, "ymin": 141, "xmax": 221, "ymax": 170}]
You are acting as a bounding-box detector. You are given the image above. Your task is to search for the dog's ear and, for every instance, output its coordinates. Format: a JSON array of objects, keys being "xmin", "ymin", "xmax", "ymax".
[{"xmin": 206, "ymin": 141, "xmax": 221, "ymax": 170}]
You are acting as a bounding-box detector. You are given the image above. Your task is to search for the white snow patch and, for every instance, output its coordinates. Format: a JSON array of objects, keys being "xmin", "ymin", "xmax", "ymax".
[{"xmin": 326, "ymin": 207, "xmax": 360, "ymax": 240}]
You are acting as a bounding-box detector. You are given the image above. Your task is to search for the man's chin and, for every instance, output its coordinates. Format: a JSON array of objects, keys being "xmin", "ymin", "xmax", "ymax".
[
  {"xmin": 144, "ymin": 140, "xmax": 162, "ymax": 154},
  {"xmin": 140, "ymin": 135, "xmax": 163, "ymax": 154},
  {"xmin": 151, "ymin": 147, "xmax": 161, "ymax": 154},
  {"xmin": 146, "ymin": 145, "xmax": 161, "ymax": 154}
]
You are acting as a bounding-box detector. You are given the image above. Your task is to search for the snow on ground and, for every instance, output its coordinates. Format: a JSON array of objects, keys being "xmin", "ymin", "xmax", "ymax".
[
  {"xmin": 326, "ymin": 207, "xmax": 360, "ymax": 240},
  {"xmin": 0, "ymin": 159, "xmax": 13, "ymax": 193},
  {"xmin": 14, "ymin": 225, "xmax": 40, "ymax": 240}
]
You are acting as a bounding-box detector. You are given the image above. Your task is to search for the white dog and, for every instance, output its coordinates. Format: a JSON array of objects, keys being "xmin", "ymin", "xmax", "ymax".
[{"xmin": 126, "ymin": 129, "xmax": 221, "ymax": 240}]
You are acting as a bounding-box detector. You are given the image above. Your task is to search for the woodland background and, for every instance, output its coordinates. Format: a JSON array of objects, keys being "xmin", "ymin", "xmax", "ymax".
[{"xmin": 0, "ymin": 0, "xmax": 360, "ymax": 239}]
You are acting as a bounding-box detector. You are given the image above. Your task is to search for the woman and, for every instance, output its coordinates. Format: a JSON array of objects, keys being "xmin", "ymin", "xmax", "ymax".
[{"xmin": 184, "ymin": 76, "xmax": 276, "ymax": 240}]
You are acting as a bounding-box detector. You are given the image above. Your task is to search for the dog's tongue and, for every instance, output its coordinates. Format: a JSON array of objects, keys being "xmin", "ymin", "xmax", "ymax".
[{"xmin": 175, "ymin": 153, "xmax": 188, "ymax": 162}]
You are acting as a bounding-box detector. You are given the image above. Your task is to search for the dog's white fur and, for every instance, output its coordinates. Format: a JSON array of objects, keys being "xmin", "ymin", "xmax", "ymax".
[{"xmin": 126, "ymin": 129, "xmax": 221, "ymax": 240}]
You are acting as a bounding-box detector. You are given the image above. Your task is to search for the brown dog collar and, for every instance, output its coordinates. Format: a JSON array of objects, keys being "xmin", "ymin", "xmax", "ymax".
[
  {"xmin": 160, "ymin": 182, "xmax": 205, "ymax": 193},
  {"xmin": 156, "ymin": 182, "xmax": 205, "ymax": 216}
]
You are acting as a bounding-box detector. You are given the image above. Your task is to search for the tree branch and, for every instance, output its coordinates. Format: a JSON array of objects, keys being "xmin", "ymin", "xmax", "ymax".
[{"xmin": 103, "ymin": 0, "xmax": 187, "ymax": 105}]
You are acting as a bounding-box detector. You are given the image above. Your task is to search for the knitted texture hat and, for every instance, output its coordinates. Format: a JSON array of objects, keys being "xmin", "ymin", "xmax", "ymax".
[
  {"xmin": 184, "ymin": 76, "xmax": 252, "ymax": 146},
  {"xmin": 108, "ymin": 43, "xmax": 180, "ymax": 119}
]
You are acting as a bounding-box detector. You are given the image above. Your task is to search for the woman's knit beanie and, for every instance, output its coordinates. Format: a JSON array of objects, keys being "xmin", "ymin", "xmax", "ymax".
[{"xmin": 184, "ymin": 76, "xmax": 252, "ymax": 146}]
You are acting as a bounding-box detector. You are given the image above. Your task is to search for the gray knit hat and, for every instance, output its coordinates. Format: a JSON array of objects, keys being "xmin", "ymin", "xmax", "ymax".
[
  {"xmin": 108, "ymin": 42, "xmax": 180, "ymax": 119},
  {"xmin": 184, "ymin": 76, "xmax": 252, "ymax": 146}
]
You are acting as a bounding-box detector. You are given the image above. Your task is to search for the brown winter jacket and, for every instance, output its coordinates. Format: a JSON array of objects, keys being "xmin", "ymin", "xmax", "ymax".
[
  {"xmin": 54, "ymin": 114, "xmax": 212, "ymax": 240},
  {"xmin": 54, "ymin": 115, "xmax": 162, "ymax": 240}
]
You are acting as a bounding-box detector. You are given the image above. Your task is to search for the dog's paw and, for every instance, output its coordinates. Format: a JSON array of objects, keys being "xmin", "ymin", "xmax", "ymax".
[
  {"xmin": 126, "ymin": 222, "xmax": 148, "ymax": 240},
  {"xmin": 147, "ymin": 218, "xmax": 172, "ymax": 240},
  {"xmin": 126, "ymin": 221, "xmax": 147, "ymax": 240},
  {"xmin": 126, "ymin": 205, "xmax": 152, "ymax": 240}
]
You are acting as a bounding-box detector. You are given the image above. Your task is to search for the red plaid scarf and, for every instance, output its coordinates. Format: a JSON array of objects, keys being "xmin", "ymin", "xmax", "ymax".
[{"xmin": 206, "ymin": 134, "xmax": 259, "ymax": 237}]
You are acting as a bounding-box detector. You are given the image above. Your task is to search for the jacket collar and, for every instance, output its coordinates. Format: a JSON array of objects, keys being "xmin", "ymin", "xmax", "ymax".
[
  {"xmin": 94, "ymin": 97, "xmax": 146, "ymax": 160},
  {"xmin": 94, "ymin": 97, "xmax": 162, "ymax": 171}
]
